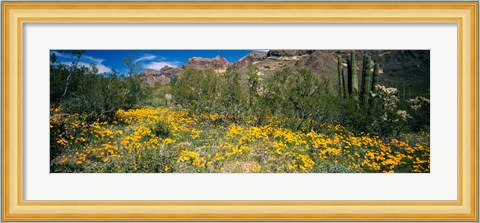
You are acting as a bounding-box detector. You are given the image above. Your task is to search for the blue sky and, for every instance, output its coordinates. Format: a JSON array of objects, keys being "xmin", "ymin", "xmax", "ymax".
[{"xmin": 51, "ymin": 50, "xmax": 268, "ymax": 74}]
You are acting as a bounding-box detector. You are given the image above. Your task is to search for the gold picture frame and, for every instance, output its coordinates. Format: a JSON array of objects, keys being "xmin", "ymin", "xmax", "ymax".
[{"xmin": 2, "ymin": 1, "xmax": 478, "ymax": 221}]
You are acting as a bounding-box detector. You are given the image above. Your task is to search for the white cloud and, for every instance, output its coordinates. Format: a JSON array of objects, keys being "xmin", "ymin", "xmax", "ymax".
[
  {"xmin": 52, "ymin": 51, "xmax": 112, "ymax": 73},
  {"xmin": 143, "ymin": 61, "xmax": 182, "ymax": 70},
  {"xmin": 255, "ymin": 50, "xmax": 269, "ymax": 53},
  {"xmin": 83, "ymin": 55, "xmax": 105, "ymax": 64},
  {"xmin": 52, "ymin": 50, "xmax": 76, "ymax": 60},
  {"xmin": 75, "ymin": 62, "xmax": 112, "ymax": 73},
  {"xmin": 52, "ymin": 51, "xmax": 103, "ymax": 64},
  {"xmin": 52, "ymin": 51, "xmax": 104, "ymax": 63},
  {"xmin": 93, "ymin": 64, "xmax": 113, "ymax": 73},
  {"xmin": 134, "ymin": 55, "xmax": 156, "ymax": 63}
]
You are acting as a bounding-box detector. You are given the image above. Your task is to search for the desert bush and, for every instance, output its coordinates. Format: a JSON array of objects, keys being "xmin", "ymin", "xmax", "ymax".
[
  {"xmin": 257, "ymin": 68, "xmax": 333, "ymax": 131},
  {"xmin": 329, "ymin": 84, "xmax": 429, "ymax": 136},
  {"xmin": 51, "ymin": 51, "xmax": 147, "ymax": 121},
  {"xmin": 50, "ymin": 50, "xmax": 87, "ymax": 107},
  {"xmin": 406, "ymin": 96, "xmax": 430, "ymax": 131},
  {"xmin": 260, "ymin": 67, "xmax": 291, "ymax": 116},
  {"xmin": 221, "ymin": 65, "xmax": 247, "ymax": 121},
  {"xmin": 61, "ymin": 72, "xmax": 146, "ymax": 121},
  {"xmin": 369, "ymin": 85, "xmax": 411, "ymax": 135},
  {"xmin": 170, "ymin": 63, "xmax": 428, "ymax": 136},
  {"xmin": 172, "ymin": 66, "xmax": 250, "ymax": 122},
  {"xmin": 172, "ymin": 68, "xmax": 225, "ymax": 114},
  {"xmin": 246, "ymin": 63, "xmax": 261, "ymax": 111},
  {"xmin": 151, "ymin": 120, "xmax": 171, "ymax": 138},
  {"xmin": 142, "ymin": 83, "xmax": 172, "ymax": 107}
]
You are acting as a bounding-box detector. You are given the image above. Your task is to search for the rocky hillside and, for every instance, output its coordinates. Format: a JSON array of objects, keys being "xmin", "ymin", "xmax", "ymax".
[
  {"xmin": 335, "ymin": 50, "xmax": 430, "ymax": 95},
  {"xmin": 140, "ymin": 50, "xmax": 430, "ymax": 95},
  {"xmin": 141, "ymin": 66, "xmax": 180, "ymax": 86},
  {"xmin": 234, "ymin": 51, "xmax": 266, "ymax": 67},
  {"xmin": 141, "ymin": 55, "xmax": 230, "ymax": 86},
  {"xmin": 183, "ymin": 55, "xmax": 230, "ymax": 72}
]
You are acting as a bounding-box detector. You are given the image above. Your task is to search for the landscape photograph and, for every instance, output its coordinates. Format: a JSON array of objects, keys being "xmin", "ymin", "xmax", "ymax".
[{"xmin": 50, "ymin": 49, "xmax": 430, "ymax": 173}]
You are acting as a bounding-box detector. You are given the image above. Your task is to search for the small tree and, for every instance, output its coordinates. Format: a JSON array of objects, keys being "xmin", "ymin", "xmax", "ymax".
[
  {"xmin": 123, "ymin": 54, "xmax": 142, "ymax": 77},
  {"xmin": 286, "ymin": 69, "xmax": 320, "ymax": 130},
  {"xmin": 61, "ymin": 70, "xmax": 146, "ymax": 121},
  {"xmin": 51, "ymin": 53, "xmax": 147, "ymax": 121},
  {"xmin": 50, "ymin": 50, "xmax": 86, "ymax": 106},
  {"xmin": 171, "ymin": 68, "xmax": 224, "ymax": 114},
  {"xmin": 222, "ymin": 65, "xmax": 246, "ymax": 121},
  {"xmin": 262, "ymin": 67, "xmax": 291, "ymax": 116},
  {"xmin": 246, "ymin": 63, "xmax": 260, "ymax": 111},
  {"xmin": 171, "ymin": 68, "xmax": 205, "ymax": 112}
]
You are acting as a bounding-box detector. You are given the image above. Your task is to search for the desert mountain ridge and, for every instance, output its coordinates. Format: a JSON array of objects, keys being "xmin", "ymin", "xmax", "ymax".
[{"xmin": 140, "ymin": 50, "xmax": 430, "ymax": 95}]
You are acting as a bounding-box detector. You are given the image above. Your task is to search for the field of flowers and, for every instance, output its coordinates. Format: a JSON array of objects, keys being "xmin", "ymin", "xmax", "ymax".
[{"xmin": 50, "ymin": 106, "xmax": 430, "ymax": 173}]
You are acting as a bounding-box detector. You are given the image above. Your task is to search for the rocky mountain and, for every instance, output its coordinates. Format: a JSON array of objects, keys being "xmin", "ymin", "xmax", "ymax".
[
  {"xmin": 266, "ymin": 50, "xmax": 314, "ymax": 57},
  {"xmin": 293, "ymin": 51, "xmax": 338, "ymax": 79},
  {"xmin": 140, "ymin": 50, "xmax": 430, "ymax": 95},
  {"xmin": 140, "ymin": 55, "xmax": 229, "ymax": 86},
  {"xmin": 234, "ymin": 51, "xmax": 267, "ymax": 67},
  {"xmin": 141, "ymin": 66, "xmax": 180, "ymax": 86},
  {"xmin": 183, "ymin": 55, "xmax": 230, "ymax": 72}
]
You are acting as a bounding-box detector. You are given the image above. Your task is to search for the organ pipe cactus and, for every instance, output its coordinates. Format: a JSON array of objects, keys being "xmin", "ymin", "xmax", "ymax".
[
  {"xmin": 339, "ymin": 51, "xmax": 382, "ymax": 108},
  {"xmin": 361, "ymin": 55, "xmax": 372, "ymax": 107},
  {"xmin": 337, "ymin": 55, "xmax": 345, "ymax": 98},
  {"xmin": 372, "ymin": 63, "xmax": 380, "ymax": 93},
  {"xmin": 347, "ymin": 51, "xmax": 359, "ymax": 100}
]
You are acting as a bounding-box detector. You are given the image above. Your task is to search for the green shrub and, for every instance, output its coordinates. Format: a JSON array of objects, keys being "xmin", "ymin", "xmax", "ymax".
[
  {"xmin": 406, "ymin": 96, "xmax": 430, "ymax": 131},
  {"xmin": 221, "ymin": 65, "xmax": 247, "ymax": 121},
  {"xmin": 172, "ymin": 68, "xmax": 225, "ymax": 114},
  {"xmin": 61, "ymin": 72, "xmax": 146, "ymax": 121},
  {"xmin": 151, "ymin": 121, "xmax": 171, "ymax": 138},
  {"xmin": 50, "ymin": 50, "xmax": 88, "ymax": 107},
  {"xmin": 51, "ymin": 51, "xmax": 147, "ymax": 122}
]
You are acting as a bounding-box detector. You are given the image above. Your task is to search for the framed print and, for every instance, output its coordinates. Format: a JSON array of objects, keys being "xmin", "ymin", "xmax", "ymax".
[{"xmin": 2, "ymin": 1, "xmax": 478, "ymax": 221}]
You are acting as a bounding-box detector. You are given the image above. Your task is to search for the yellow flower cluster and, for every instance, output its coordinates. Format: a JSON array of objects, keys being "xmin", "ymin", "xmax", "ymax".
[
  {"xmin": 51, "ymin": 107, "xmax": 430, "ymax": 173},
  {"xmin": 177, "ymin": 150, "xmax": 206, "ymax": 168}
]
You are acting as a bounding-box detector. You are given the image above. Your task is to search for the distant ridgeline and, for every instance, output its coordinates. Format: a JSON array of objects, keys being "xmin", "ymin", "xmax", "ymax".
[{"xmin": 140, "ymin": 50, "xmax": 430, "ymax": 97}]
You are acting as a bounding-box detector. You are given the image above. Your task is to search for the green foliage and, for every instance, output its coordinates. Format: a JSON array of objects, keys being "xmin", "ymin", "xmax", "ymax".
[
  {"xmin": 171, "ymin": 66, "xmax": 249, "ymax": 122},
  {"xmin": 246, "ymin": 62, "xmax": 260, "ymax": 110},
  {"xmin": 61, "ymin": 72, "xmax": 146, "ymax": 121},
  {"xmin": 221, "ymin": 65, "xmax": 246, "ymax": 120},
  {"xmin": 249, "ymin": 67, "xmax": 335, "ymax": 131},
  {"xmin": 337, "ymin": 55, "xmax": 345, "ymax": 98},
  {"xmin": 50, "ymin": 51, "xmax": 431, "ymax": 173},
  {"xmin": 405, "ymin": 96, "xmax": 430, "ymax": 131},
  {"xmin": 170, "ymin": 61, "xmax": 430, "ymax": 136},
  {"xmin": 261, "ymin": 67, "xmax": 291, "ymax": 115},
  {"xmin": 50, "ymin": 51, "xmax": 147, "ymax": 121},
  {"xmin": 361, "ymin": 55, "xmax": 372, "ymax": 107},
  {"xmin": 369, "ymin": 85, "xmax": 411, "ymax": 136},
  {"xmin": 333, "ymin": 96, "xmax": 373, "ymax": 133},
  {"xmin": 171, "ymin": 65, "xmax": 335, "ymax": 131},
  {"xmin": 171, "ymin": 68, "xmax": 224, "ymax": 114},
  {"xmin": 334, "ymin": 51, "xmax": 429, "ymax": 136},
  {"xmin": 151, "ymin": 121, "xmax": 171, "ymax": 138},
  {"xmin": 50, "ymin": 106, "xmax": 430, "ymax": 173},
  {"xmin": 347, "ymin": 50, "xmax": 359, "ymax": 100},
  {"xmin": 123, "ymin": 54, "xmax": 142, "ymax": 76},
  {"xmin": 50, "ymin": 50, "xmax": 88, "ymax": 106},
  {"xmin": 282, "ymin": 69, "xmax": 332, "ymax": 131},
  {"xmin": 51, "ymin": 50, "xmax": 429, "ymax": 139},
  {"xmin": 372, "ymin": 63, "xmax": 380, "ymax": 92},
  {"xmin": 141, "ymin": 83, "xmax": 172, "ymax": 107}
]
